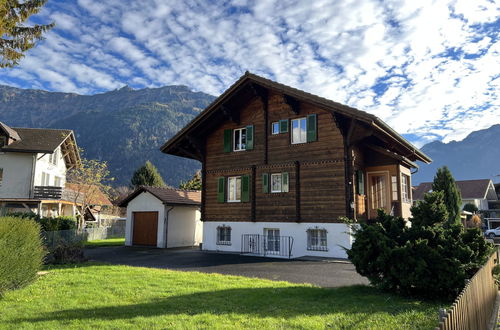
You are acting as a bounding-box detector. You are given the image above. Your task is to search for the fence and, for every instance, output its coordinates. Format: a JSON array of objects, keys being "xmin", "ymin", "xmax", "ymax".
[
  {"xmin": 43, "ymin": 226, "xmax": 126, "ymax": 249},
  {"xmin": 437, "ymin": 249, "xmax": 499, "ymax": 330},
  {"xmin": 241, "ymin": 234, "xmax": 294, "ymax": 258}
]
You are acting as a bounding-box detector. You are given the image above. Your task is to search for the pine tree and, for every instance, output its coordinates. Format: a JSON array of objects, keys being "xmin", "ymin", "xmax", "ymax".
[
  {"xmin": 131, "ymin": 161, "xmax": 166, "ymax": 188},
  {"xmin": 179, "ymin": 170, "xmax": 201, "ymax": 190},
  {"xmin": 1, "ymin": 0, "xmax": 54, "ymax": 68},
  {"xmin": 432, "ymin": 166, "xmax": 462, "ymax": 225}
]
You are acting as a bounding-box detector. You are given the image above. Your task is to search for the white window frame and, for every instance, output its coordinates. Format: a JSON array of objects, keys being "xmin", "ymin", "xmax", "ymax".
[
  {"xmin": 271, "ymin": 173, "xmax": 282, "ymax": 193},
  {"xmin": 291, "ymin": 117, "xmax": 307, "ymax": 144},
  {"xmin": 307, "ymin": 228, "xmax": 328, "ymax": 251},
  {"xmin": 54, "ymin": 176, "xmax": 62, "ymax": 187},
  {"xmin": 41, "ymin": 172, "xmax": 50, "ymax": 186},
  {"xmin": 401, "ymin": 174, "xmax": 410, "ymax": 203},
  {"xmin": 217, "ymin": 226, "xmax": 231, "ymax": 245},
  {"xmin": 227, "ymin": 176, "xmax": 241, "ymax": 202},
  {"xmin": 391, "ymin": 176, "xmax": 398, "ymax": 201},
  {"xmin": 52, "ymin": 148, "xmax": 59, "ymax": 166},
  {"xmin": 271, "ymin": 122, "xmax": 279, "ymax": 135},
  {"xmin": 233, "ymin": 128, "xmax": 247, "ymax": 151}
]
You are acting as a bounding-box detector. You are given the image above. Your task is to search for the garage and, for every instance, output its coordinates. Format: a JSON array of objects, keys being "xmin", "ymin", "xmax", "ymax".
[{"xmin": 119, "ymin": 186, "xmax": 202, "ymax": 248}]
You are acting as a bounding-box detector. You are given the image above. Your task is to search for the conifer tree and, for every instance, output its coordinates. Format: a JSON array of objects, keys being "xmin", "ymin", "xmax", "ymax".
[
  {"xmin": 131, "ymin": 161, "xmax": 166, "ymax": 188},
  {"xmin": 432, "ymin": 166, "xmax": 462, "ymax": 225},
  {"xmin": 179, "ymin": 170, "xmax": 201, "ymax": 190},
  {"xmin": 1, "ymin": 0, "xmax": 54, "ymax": 68}
]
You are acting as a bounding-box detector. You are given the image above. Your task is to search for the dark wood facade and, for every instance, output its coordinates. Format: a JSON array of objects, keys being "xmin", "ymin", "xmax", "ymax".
[{"xmin": 161, "ymin": 73, "xmax": 432, "ymax": 224}]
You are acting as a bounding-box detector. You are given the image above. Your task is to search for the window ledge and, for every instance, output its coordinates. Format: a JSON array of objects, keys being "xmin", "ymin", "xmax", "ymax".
[
  {"xmin": 307, "ymin": 247, "xmax": 329, "ymax": 252},
  {"xmin": 216, "ymin": 242, "xmax": 232, "ymax": 246}
]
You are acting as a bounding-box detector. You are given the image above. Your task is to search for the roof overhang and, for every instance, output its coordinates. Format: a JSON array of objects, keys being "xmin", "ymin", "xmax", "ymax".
[{"xmin": 160, "ymin": 72, "xmax": 432, "ymax": 164}]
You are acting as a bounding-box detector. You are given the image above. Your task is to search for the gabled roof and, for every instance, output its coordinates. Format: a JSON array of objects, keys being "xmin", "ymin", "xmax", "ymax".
[
  {"xmin": 118, "ymin": 186, "xmax": 201, "ymax": 207},
  {"xmin": 160, "ymin": 71, "xmax": 431, "ymax": 164},
  {"xmin": 0, "ymin": 123, "xmax": 81, "ymax": 168},
  {"xmin": 0, "ymin": 122, "xmax": 20, "ymax": 140},
  {"xmin": 413, "ymin": 179, "xmax": 496, "ymax": 201},
  {"xmin": 65, "ymin": 183, "xmax": 113, "ymax": 206}
]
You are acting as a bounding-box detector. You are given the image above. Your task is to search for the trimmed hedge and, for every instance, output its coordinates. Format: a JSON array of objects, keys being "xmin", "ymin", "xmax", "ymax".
[
  {"xmin": 0, "ymin": 217, "xmax": 46, "ymax": 296},
  {"xmin": 6, "ymin": 212, "xmax": 77, "ymax": 231}
]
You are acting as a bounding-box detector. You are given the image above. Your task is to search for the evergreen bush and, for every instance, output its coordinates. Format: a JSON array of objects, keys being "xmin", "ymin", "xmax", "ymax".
[
  {"xmin": 347, "ymin": 191, "xmax": 493, "ymax": 300},
  {"xmin": 0, "ymin": 217, "xmax": 46, "ymax": 296}
]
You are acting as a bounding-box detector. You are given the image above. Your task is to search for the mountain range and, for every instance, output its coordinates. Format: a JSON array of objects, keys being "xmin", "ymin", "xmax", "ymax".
[{"xmin": 0, "ymin": 84, "xmax": 498, "ymax": 187}]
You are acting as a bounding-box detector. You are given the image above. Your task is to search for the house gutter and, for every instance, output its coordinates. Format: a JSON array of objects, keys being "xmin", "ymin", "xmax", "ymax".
[{"xmin": 164, "ymin": 205, "xmax": 174, "ymax": 248}]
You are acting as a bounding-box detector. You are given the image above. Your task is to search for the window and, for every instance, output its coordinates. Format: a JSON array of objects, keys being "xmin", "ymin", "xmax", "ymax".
[
  {"xmin": 271, "ymin": 173, "xmax": 282, "ymax": 193},
  {"xmin": 0, "ymin": 168, "xmax": 3, "ymax": 186},
  {"xmin": 233, "ymin": 128, "xmax": 246, "ymax": 151},
  {"xmin": 217, "ymin": 226, "xmax": 231, "ymax": 245},
  {"xmin": 227, "ymin": 176, "xmax": 241, "ymax": 202},
  {"xmin": 264, "ymin": 172, "xmax": 289, "ymax": 193},
  {"xmin": 391, "ymin": 176, "xmax": 398, "ymax": 200},
  {"xmin": 370, "ymin": 175, "xmax": 386, "ymax": 209},
  {"xmin": 0, "ymin": 136, "xmax": 6, "ymax": 147},
  {"xmin": 54, "ymin": 176, "xmax": 62, "ymax": 187},
  {"xmin": 307, "ymin": 228, "xmax": 328, "ymax": 251},
  {"xmin": 271, "ymin": 122, "xmax": 280, "ymax": 135},
  {"xmin": 41, "ymin": 172, "xmax": 50, "ymax": 186},
  {"xmin": 291, "ymin": 117, "xmax": 307, "ymax": 144},
  {"xmin": 401, "ymin": 174, "xmax": 411, "ymax": 203}
]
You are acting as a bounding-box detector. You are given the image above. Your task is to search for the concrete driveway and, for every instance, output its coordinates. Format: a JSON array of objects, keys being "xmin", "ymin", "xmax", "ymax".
[{"xmin": 85, "ymin": 246, "xmax": 369, "ymax": 288}]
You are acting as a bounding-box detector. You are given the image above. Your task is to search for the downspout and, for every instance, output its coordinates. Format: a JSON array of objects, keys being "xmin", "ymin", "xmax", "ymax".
[
  {"xmin": 164, "ymin": 205, "xmax": 174, "ymax": 248},
  {"xmin": 29, "ymin": 154, "xmax": 37, "ymax": 198}
]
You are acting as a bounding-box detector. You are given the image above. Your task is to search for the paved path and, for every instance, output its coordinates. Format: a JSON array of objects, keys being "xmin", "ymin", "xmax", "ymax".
[{"xmin": 85, "ymin": 246, "xmax": 369, "ymax": 288}]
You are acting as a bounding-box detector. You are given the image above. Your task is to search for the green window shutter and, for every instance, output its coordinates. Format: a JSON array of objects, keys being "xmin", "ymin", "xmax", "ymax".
[
  {"xmin": 223, "ymin": 129, "xmax": 232, "ymax": 153},
  {"xmin": 246, "ymin": 125, "xmax": 254, "ymax": 150},
  {"xmin": 217, "ymin": 177, "xmax": 225, "ymax": 202},
  {"xmin": 241, "ymin": 175, "xmax": 250, "ymax": 202},
  {"xmin": 357, "ymin": 170, "xmax": 365, "ymax": 195},
  {"xmin": 279, "ymin": 119, "xmax": 289, "ymax": 133},
  {"xmin": 262, "ymin": 173, "xmax": 269, "ymax": 193},
  {"xmin": 307, "ymin": 114, "xmax": 317, "ymax": 142},
  {"xmin": 282, "ymin": 172, "xmax": 289, "ymax": 192}
]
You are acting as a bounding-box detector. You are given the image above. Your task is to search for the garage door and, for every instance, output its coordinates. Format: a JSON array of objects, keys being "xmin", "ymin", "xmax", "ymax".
[{"xmin": 132, "ymin": 212, "xmax": 158, "ymax": 246}]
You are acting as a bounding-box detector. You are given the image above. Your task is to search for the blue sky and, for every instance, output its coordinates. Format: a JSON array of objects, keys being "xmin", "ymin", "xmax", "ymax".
[{"xmin": 1, "ymin": 0, "xmax": 499, "ymax": 147}]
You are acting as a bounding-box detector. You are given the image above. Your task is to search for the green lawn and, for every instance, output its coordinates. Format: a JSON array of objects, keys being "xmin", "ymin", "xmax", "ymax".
[
  {"xmin": 84, "ymin": 238, "xmax": 125, "ymax": 247},
  {"xmin": 0, "ymin": 263, "xmax": 442, "ymax": 329}
]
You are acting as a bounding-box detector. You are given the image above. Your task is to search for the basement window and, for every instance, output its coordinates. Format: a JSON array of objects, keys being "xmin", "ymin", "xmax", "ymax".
[
  {"xmin": 217, "ymin": 226, "xmax": 231, "ymax": 245},
  {"xmin": 307, "ymin": 228, "xmax": 328, "ymax": 251}
]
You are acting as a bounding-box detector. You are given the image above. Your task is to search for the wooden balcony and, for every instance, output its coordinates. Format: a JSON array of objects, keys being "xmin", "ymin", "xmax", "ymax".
[{"xmin": 34, "ymin": 186, "xmax": 63, "ymax": 199}]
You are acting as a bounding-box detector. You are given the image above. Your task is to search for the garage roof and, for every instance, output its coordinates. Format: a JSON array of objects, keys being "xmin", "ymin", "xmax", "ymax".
[{"xmin": 118, "ymin": 186, "xmax": 201, "ymax": 207}]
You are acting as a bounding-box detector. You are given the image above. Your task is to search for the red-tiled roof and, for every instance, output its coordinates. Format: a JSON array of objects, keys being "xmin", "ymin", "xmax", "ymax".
[
  {"xmin": 118, "ymin": 186, "xmax": 201, "ymax": 207},
  {"xmin": 413, "ymin": 179, "xmax": 494, "ymax": 201}
]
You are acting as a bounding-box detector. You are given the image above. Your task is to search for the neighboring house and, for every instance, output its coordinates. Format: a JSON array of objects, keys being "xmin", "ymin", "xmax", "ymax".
[
  {"xmin": 413, "ymin": 179, "xmax": 499, "ymax": 211},
  {"xmin": 65, "ymin": 183, "xmax": 113, "ymax": 223},
  {"xmin": 0, "ymin": 122, "xmax": 80, "ymax": 217},
  {"xmin": 118, "ymin": 186, "xmax": 202, "ymax": 248},
  {"xmin": 160, "ymin": 72, "xmax": 431, "ymax": 259}
]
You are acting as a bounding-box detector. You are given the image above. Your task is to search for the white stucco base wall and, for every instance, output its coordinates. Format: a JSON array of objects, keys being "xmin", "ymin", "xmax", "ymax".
[
  {"xmin": 166, "ymin": 206, "xmax": 202, "ymax": 248},
  {"xmin": 202, "ymin": 221, "xmax": 353, "ymax": 259}
]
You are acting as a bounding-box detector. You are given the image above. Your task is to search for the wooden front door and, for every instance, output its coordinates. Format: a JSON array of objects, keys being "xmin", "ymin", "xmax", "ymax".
[
  {"xmin": 132, "ymin": 211, "xmax": 158, "ymax": 246},
  {"xmin": 367, "ymin": 172, "xmax": 391, "ymax": 219}
]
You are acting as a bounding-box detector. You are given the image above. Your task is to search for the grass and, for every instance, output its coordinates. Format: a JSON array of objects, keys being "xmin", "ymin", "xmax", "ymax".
[
  {"xmin": 0, "ymin": 263, "xmax": 443, "ymax": 329},
  {"xmin": 84, "ymin": 238, "xmax": 125, "ymax": 247}
]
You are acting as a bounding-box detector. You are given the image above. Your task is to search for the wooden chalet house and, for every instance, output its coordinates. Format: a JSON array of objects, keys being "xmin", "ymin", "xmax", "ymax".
[
  {"xmin": 0, "ymin": 122, "xmax": 81, "ymax": 217},
  {"xmin": 161, "ymin": 72, "xmax": 431, "ymax": 258}
]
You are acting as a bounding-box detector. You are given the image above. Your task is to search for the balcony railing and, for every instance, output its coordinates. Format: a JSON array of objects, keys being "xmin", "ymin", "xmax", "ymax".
[
  {"xmin": 34, "ymin": 186, "xmax": 62, "ymax": 199},
  {"xmin": 33, "ymin": 186, "xmax": 83, "ymax": 203}
]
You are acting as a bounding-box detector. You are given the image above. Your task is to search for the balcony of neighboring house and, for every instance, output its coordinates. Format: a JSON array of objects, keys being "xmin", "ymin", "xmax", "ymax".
[{"xmin": 33, "ymin": 186, "xmax": 82, "ymax": 218}]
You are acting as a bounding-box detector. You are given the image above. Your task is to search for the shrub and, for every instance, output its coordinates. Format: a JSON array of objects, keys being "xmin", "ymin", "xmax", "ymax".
[
  {"xmin": 347, "ymin": 192, "xmax": 493, "ymax": 301},
  {"xmin": 50, "ymin": 241, "xmax": 86, "ymax": 264},
  {"xmin": 463, "ymin": 203, "xmax": 479, "ymax": 213},
  {"xmin": 0, "ymin": 217, "xmax": 46, "ymax": 296},
  {"xmin": 38, "ymin": 216, "xmax": 77, "ymax": 232}
]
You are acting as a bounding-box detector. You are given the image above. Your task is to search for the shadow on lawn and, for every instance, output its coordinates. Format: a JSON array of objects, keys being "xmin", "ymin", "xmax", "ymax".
[{"xmin": 12, "ymin": 285, "xmax": 437, "ymax": 325}]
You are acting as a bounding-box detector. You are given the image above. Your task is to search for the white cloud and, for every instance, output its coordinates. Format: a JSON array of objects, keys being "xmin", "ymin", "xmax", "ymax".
[{"xmin": 0, "ymin": 0, "xmax": 498, "ymax": 146}]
